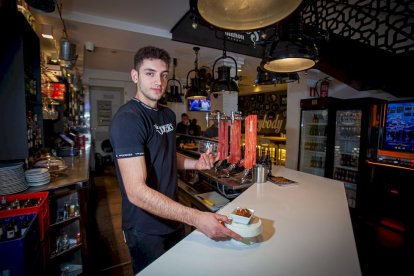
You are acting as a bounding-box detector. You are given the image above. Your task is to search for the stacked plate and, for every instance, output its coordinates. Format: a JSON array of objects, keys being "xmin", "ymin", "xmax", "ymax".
[
  {"xmin": 0, "ymin": 162, "xmax": 29, "ymax": 195},
  {"xmin": 25, "ymin": 168, "xmax": 51, "ymax": 187}
]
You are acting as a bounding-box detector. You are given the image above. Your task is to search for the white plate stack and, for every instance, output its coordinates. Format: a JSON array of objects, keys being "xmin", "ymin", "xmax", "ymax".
[
  {"xmin": 0, "ymin": 162, "xmax": 29, "ymax": 195},
  {"xmin": 25, "ymin": 168, "xmax": 51, "ymax": 187}
]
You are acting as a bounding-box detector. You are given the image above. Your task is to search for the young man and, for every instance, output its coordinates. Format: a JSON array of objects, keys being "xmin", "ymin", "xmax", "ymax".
[{"xmin": 109, "ymin": 46, "xmax": 241, "ymax": 274}]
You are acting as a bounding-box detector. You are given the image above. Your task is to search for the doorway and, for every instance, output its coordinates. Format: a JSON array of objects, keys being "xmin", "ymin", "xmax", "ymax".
[{"xmin": 90, "ymin": 86, "xmax": 124, "ymax": 170}]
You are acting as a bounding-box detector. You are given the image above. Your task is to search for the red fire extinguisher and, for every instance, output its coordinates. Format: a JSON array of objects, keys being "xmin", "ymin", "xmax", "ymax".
[{"xmin": 320, "ymin": 79, "xmax": 329, "ymax": 97}]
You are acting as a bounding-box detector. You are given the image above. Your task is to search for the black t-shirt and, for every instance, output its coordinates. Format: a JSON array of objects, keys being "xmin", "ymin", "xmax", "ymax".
[{"xmin": 109, "ymin": 98, "xmax": 181, "ymax": 235}]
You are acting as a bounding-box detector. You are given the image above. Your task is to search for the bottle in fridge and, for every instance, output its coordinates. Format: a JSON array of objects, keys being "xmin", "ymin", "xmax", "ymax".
[
  {"xmin": 298, "ymin": 97, "xmax": 342, "ymax": 178},
  {"xmin": 332, "ymin": 98, "xmax": 385, "ymax": 210}
]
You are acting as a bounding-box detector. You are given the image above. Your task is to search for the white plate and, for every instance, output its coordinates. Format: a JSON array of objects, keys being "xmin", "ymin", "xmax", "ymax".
[
  {"xmin": 25, "ymin": 168, "xmax": 49, "ymax": 176},
  {"xmin": 26, "ymin": 175, "xmax": 50, "ymax": 182},
  {"xmin": 225, "ymin": 216, "xmax": 262, "ymax": 238},
  {"xmin": 28, "ymin": 179, "xmax": 50, "ymax": 186},
  {"xmin": 0, "ymin": 162, "xmax": 24, "ymax": 170}
]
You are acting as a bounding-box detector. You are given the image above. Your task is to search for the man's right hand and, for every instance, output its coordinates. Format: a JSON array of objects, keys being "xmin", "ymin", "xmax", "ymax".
[{"xmin": 193, "ymin": 211, "xmax": 243, "ymax": 241}]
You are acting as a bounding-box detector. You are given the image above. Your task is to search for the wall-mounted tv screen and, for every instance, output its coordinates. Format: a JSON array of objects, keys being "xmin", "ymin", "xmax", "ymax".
[
  {"xmin": 383, "ymin": 100, "xmax": 414, "ymax": 153},
  {"xmin": 187, "ymin": 97, "xmax": 211, "ymax": 112}
]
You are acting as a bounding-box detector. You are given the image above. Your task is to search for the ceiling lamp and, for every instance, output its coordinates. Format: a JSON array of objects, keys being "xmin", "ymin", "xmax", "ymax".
[
  {"xmin": 260, "ymin": 12, "xmax": 318, "ymax": 73},
  {"xmin": 255, "ymin": 66, "xmax": 299, "ymax": 85},
  {"xmin": 59, "ymin": 39, "xmax": 77, "ymax": 69},
  {"xmin": 185, "ymin": 47, "xmax": 209, "ymax": 99},
  {"xmin": 260, "ymin": 38, "xmax": 318, "ymax": 73},
  {"xmin": 166, "ymin": 58, "xmax": 183, "ymax": 102},
  {"xmin": 211, "ymin": 49, "xmax": 239, "ymax": 95},
  {"xmin": 190, "ymin": 0, "xmax": 303, "ymax": 31}
]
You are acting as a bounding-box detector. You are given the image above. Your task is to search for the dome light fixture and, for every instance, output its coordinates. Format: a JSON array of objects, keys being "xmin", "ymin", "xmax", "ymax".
[
  {"xmin": 166, "ymin": 58, "xmax": 183, "ymax": 102},
  {"xmin": 260, "ymin": 39, "xmax": 318, "ymax": 73},
  {"xmin": 185, "ymin": 47, "xmax": 209, "ymax": 99},
  {"xmin": 260, "ymin": 12, "xmax": 318, "ymax": 73},
  {"xmin": 190, "ymin": 0, "xmax": 303, "ymax": 32},
  {"xmin": 210, "ymin": 48, "xmax": 239, "ymax": 95}
]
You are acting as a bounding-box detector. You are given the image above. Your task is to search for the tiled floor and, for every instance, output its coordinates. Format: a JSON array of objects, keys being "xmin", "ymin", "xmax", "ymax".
[
  {"xmin": 89, "ymin": 165, "xmax": 133, "ymax": 275},
  {"xmin": 89, "ymin": 165, "xmax": 413, "ymax": 276}
]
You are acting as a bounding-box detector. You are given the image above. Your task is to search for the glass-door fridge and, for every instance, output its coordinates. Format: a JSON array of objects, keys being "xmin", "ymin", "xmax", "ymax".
[
  {"xmin": 332, "ymin": 98, "xmax": 385, "ymax": 209},
  {"xmin": 298, "ymin": 97, "xmax": 341, "ymax": 177}
]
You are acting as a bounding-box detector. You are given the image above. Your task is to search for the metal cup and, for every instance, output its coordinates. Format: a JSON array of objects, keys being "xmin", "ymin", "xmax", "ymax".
[{"xmin": 253, "ymin": 164, "xmax": 266, "ymax": 183}]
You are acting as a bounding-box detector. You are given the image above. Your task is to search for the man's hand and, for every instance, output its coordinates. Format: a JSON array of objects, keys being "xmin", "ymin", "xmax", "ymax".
[
  {"xmin": 195, "ymin": 145, "xmax": 219, "ymax": 170},
  {"xmin": 193, "ymin": 211, "xmax": 243, "ymax": 241}
]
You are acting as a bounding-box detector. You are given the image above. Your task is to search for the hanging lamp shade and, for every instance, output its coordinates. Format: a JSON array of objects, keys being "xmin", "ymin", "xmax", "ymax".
[
  {"xmin": 191, "ymin": 0, "xmax": 303, "ymax": 31},
  {"xmin": 166, "ymin": 58, "xmax": 183, "ymax": 102},
  {"xmin": 210, "ymin": 47, "xmax": 239, "ymax": 94},
  {"xmin": 59, "ymin": 39, "xmax": 77, "ymax": 69},
  {"xmin": 260, "ymin": 11, "xmax": 318, "ymax": 73},
  {"xmin": 185, "ymin": 47, "xmax": 209, "ymax": 99},
  {"xmin": 211, "ymin": 65, "xmax": 239, "ymax": 94},
  {"xmin": 260, "ymin": 39, "xmax": 318, "ymax": 73},
  {"xmin": 167, "ymin": 85, "xmax": 183, "ymax": 102}
]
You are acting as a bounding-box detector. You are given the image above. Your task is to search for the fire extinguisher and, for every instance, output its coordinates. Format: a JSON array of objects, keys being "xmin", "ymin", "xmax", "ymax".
[{"xmin": 320, "ymin": 79, "xmax": 329, "ymax": 97}]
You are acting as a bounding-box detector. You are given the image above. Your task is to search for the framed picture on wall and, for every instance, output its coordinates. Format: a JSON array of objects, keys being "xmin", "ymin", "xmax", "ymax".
[{"xmin": 280, "ymin": 95, "xmax": 287, "ymax": 106}]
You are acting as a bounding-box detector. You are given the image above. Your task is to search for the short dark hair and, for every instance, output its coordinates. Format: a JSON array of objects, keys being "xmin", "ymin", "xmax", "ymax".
[{"xmin": 133, "ymin": 46, "xmax": 171, "ymax": 70}]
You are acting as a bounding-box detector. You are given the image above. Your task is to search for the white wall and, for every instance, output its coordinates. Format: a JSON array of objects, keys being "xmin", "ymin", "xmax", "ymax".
[{"xmin": 284, "ymin": 69, "xmax": 402, "ymax": 170}]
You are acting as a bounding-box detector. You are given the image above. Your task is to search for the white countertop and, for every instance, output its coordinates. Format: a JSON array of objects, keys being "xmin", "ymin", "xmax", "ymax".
[{"xmin": 139, "ymin": 166, "xmax": 361, "ymax": 276}]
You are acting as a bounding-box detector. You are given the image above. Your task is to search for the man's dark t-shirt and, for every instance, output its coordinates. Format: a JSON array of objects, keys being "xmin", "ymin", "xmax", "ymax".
[{"xmin": 109, "ymin": 98, "xmax": 181, "ymax": 235}]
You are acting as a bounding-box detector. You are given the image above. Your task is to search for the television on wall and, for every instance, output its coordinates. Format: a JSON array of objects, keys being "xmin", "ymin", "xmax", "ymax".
[
  {"xmin": 187, "ymin": 97, "xmax": 211, "ymax": 112},
  {"xmin": 382, "ymin": 100, "xmax": 414, "ymax": 153}
]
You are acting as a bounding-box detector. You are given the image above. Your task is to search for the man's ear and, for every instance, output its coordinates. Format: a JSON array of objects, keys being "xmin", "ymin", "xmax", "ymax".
[{"xmin": 131, "ymin": 69, "xmax": 138, "ymax": 83}]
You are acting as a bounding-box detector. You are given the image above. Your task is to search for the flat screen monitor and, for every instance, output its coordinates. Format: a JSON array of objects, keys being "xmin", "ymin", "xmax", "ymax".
[
  {"xmin": 382, "ymin": 100, "xmax": 414, "ymax": 153},
  {"xmin": 188, "ymin": 97, "xmax": 211, "ymax": 112}
]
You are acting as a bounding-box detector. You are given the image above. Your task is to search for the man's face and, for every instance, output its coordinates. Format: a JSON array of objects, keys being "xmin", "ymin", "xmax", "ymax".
[
  {"xmin": 182, "ymin": 116, "xmax": 190, "ymax": 125},
  {"xmin": 133, "ymin": 58, "xmax": 169, "ymax": 103}
]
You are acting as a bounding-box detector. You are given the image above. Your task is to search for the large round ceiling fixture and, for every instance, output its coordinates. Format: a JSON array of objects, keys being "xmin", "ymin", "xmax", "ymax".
[{"xmin": 191, "ymin": 0, "xmax": 303, "ymax": 31}]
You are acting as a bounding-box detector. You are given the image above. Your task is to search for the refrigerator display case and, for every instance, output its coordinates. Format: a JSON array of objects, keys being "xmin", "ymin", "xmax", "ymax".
[
  {"xmin": 332, "ymin": 98, "xmax": 385, "ymax": 209},
  {"xmin": 298, "ymin": 97, "xmax": 341, "ymax": 177}
]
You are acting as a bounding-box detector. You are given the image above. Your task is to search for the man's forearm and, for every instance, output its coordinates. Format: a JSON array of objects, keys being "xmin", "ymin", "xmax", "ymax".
[
  {"xmin": 177, "ymin": 153, "xmax": 197, "ymax": 170},
  {"xmin": 131, "ymin": 184, "xmax": 200, "ymax": 226}
]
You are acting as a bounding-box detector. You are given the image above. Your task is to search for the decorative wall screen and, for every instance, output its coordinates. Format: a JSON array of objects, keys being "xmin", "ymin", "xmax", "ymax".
[{"xmin": 302, "ymin": 0, "xmax": 414, "ymax": 54}]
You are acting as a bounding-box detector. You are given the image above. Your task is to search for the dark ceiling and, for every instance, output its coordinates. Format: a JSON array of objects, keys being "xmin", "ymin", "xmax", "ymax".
[{"xmin": 173, "ymin": 0, "xmax": 414, "ymax": 98}]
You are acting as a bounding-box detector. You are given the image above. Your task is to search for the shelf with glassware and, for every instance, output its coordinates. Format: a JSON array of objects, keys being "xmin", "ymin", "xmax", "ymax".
[
  {"xmin": 45, "ymin": 185, "xmax": 86, "ymax": 275},
  {"xmin": 0, "ymin": 11, "xmax": 43, "ymax": 164}
]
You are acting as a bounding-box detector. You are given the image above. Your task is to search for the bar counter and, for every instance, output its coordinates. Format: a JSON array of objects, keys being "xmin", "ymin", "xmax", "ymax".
[
  {"xmin": 27, "ymin": 145, "xmax": 90, "ymax": 192},
  {"xmin": 140, "ymin": 166, "xmax": 361, "ymax": 276}
]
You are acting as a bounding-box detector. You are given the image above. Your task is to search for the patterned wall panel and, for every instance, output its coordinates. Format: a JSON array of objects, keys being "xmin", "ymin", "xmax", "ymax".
[{"xmin": 302, "ymin": 0, "xmax": 414, "ymax": 54}]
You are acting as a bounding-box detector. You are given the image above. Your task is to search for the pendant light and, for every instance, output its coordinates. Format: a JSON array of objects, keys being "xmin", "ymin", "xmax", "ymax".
[
  {"xmin": 185, "ymin": 47, "xmax": 209, "ymax": 99},
  {"xmin": 166, "ymin": 58, "xmax": 183, "ymax": 102},
  {"xmin": 190, "ymin": 0, "xmax": 303, "ymax": 32},
  {"xmin": 210, "ymin": 39, "xmax": 239, "ymax": 95},
  {"xmin": 260, "ymin": 12, "xmax": 318, "ymax": 73}
]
